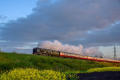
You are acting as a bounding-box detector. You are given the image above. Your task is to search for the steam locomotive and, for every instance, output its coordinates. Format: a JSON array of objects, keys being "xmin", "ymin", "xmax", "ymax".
[{"xmin": 33, "ymin": 48, "xmax": 120, "ymax": 63}]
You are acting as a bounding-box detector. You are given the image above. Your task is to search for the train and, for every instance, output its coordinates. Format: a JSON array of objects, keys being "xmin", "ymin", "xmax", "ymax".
[{"xmin": 33, "ymin": 47, "xmax": 120, "ymax": 63}]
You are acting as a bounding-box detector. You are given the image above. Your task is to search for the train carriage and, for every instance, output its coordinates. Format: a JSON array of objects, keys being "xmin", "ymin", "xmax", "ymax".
[{"xmin": 33, "ymin": 48, "xmax": 120, "ymax": 63}]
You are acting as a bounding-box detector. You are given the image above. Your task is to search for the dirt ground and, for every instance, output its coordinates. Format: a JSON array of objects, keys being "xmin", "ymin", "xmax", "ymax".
[{"xmin": 77, "ymin": 71, "xmax": 120, "ymax": 80}]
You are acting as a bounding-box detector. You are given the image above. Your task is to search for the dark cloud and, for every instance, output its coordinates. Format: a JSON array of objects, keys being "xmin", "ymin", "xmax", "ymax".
[
  {"xmin": 0, "ymin": 0, "xmax": 120, "ymax": 51},
  {"xmin": 79, "ymin": 23, "xmax": 120, "ymax": 46}
]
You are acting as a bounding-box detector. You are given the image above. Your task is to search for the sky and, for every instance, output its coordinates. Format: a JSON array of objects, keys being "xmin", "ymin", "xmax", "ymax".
[
  {"xmin": 0, "ymin": 0, "xmax": 37, "ymax": 23},
  {"xmin": 0, "ymin": 0, "xmax": 120, "ymax": 57}
]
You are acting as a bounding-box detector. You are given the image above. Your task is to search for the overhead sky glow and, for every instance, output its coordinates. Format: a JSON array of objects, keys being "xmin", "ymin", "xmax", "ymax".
[{"xmin": 0, "ymin": 0, "xmax": 120, "ymax": 57}]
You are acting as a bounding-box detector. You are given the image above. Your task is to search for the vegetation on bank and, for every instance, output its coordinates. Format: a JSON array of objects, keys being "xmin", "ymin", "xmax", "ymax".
[
  {"xmin": 87, "ymin": 67, "xmax": 120, "ymax": 73},
  {"xmin": 0, "ymin": 68, "xmax": 66, "ymax": 80},
  {"xmin": 0, "ymin": 52, "xmax": 119, "ymax": 72},
  {"xmin": 0, "ymin": 52, "xmax": 120, "ymax": 80}
]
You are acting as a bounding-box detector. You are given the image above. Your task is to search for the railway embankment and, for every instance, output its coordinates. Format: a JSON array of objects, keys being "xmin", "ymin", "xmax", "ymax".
[
  {"xmin": 0, "ymin": 52, "xmax": 120, "ymax": 80},
  {"xmin": 0, "ymin": 52, "xmax": 120, "ymax": 73}
]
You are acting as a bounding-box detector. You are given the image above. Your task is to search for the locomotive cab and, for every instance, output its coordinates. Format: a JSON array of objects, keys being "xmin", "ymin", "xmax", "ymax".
[{"xmin": 33, "ymin": 48, "xmax": 40, "ymax": 54}]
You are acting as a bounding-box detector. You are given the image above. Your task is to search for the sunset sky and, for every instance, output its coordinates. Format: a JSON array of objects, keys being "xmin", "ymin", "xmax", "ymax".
[{"xmin": 0, "ymin": 0, "xmax": 120, "ymax": 57}]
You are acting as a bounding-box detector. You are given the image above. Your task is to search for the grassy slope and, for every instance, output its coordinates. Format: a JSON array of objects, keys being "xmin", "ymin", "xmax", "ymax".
[
  {"xmin": 0, "ymin": 52, "xmax": 120, "ymax": 73},
  {"xmin": 87, "ymin": 67, "xmax": 120, "ymax": 73}
]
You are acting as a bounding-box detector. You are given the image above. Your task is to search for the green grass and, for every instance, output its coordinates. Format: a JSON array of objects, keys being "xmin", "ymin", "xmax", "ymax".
[
  {"xmin": 87, "ymin": 67, "xmax": 120, "ymax": 73},
  {"xmin": 0, "ymin": 52, "xmax": 120, "ymax": 80},
  {"xmin": 0, "ymin": 52, "xmax": 120, "ymax": 73}
]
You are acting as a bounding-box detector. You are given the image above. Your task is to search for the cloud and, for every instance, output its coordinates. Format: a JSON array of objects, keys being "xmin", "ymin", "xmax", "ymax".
[
  {"xmin": 0, "ymin": 0, "xmax": 120, "ymax": 53},
  {"xmin": 1, "ymin": 0, "xmax": 120, "ymax": 42},
  {"xmin": 79, "ymin": 22, "xmax": 120, "ymax": 46},
  {"xmin": 0, "ymin": 15, "xmax": 7, "ymax": 22},
  {"xmin": 39, "ymin": 40, "xmax": 103, "ymax": 57},
  {"xmin": 0, "ymin": 41, "xmax": 37, "ymax": 53}
]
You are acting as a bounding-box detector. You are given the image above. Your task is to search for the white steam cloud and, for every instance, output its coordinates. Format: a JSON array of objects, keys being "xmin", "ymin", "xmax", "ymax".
[{"xmin": 39, "ymin": 40, "xmax": 103, "ymax": 57}]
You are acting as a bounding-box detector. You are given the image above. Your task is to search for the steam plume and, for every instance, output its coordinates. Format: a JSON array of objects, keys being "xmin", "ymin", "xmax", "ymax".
[{"xmin": 39, "ymin": 40, "xmax": 103, "ymax": 57}]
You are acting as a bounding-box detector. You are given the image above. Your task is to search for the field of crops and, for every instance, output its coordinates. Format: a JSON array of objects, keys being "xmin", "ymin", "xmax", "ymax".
[{"xmin": 0, "ymin": 52, "xmax": 120, "ymax": 80}]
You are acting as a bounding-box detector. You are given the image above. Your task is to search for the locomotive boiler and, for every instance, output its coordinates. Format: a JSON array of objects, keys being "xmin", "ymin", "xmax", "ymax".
[{"xmin": 33, "ymin": 48, "xmax": 60, "ymax": 56}]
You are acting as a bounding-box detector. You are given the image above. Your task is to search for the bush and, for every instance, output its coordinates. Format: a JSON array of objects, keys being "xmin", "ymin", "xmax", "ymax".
[
  {"xmin": 87, "ymin": 67, "xmax": 120, "ymax": 73},
  {"xmin": 0, "ymin": 68, "xmax": 66, "ymax": 80}
]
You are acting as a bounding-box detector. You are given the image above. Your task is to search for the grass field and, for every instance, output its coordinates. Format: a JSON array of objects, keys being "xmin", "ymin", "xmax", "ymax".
[{"xmin": 0, "ymin": 52, "xmax": 120, "ymax": 80}]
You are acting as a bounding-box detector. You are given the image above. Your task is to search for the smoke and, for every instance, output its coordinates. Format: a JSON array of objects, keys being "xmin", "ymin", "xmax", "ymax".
[{"xmin": 39, "ymin": 40, "xmax": 103, "ymax": 57}]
